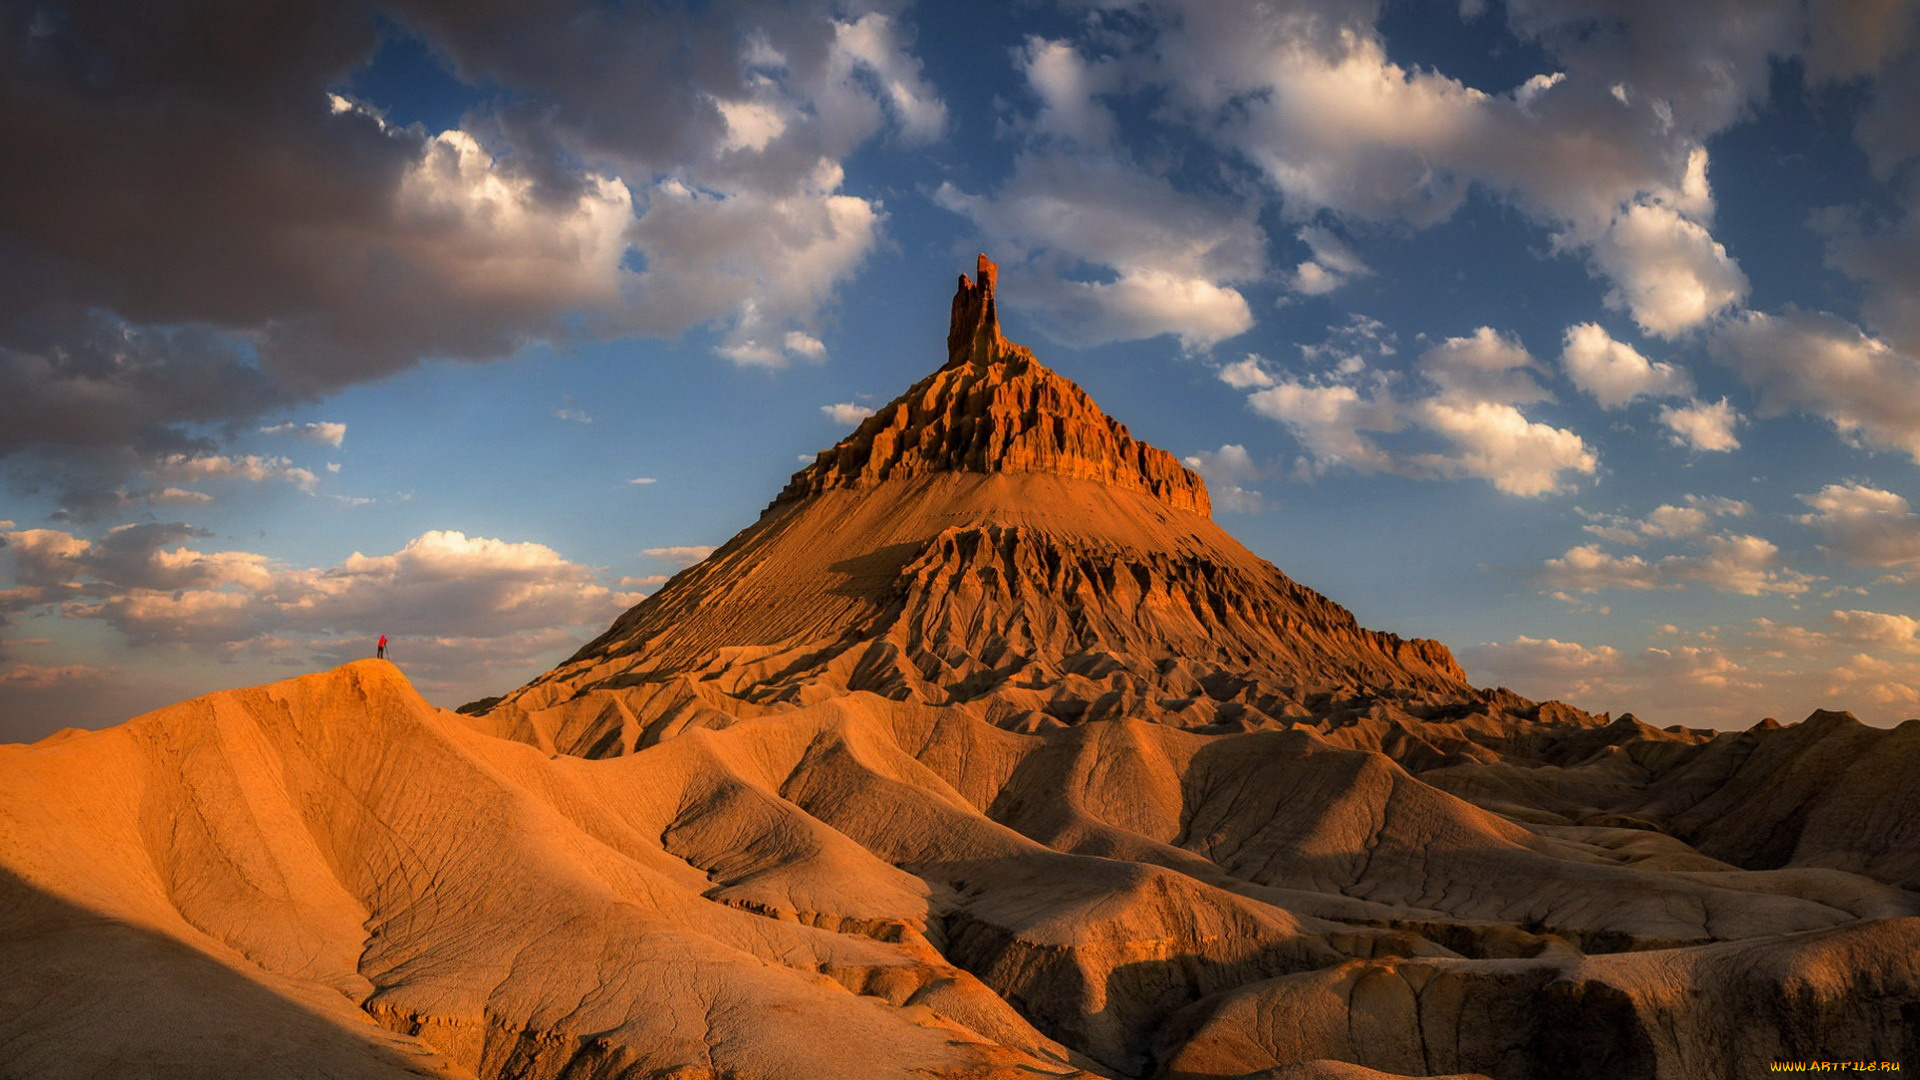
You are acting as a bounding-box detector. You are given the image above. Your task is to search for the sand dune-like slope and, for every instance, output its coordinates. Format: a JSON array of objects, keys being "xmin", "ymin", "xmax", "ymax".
[
  {"xmin": 7, "ymin": 661, "xmax": 1919, "ymax": 1079},
  {"xmin": 7, "ymin": 257, "xmax": 1920, "ymax": 1079}
]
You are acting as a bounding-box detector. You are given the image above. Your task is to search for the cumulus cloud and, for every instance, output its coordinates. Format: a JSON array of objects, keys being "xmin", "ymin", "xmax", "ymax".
[
  {"xmin": 1540, "ymin": 533, "xmax": 1811, "ymax": 596},
  {"xmin": 1181, "ymin": 444, "xmax": 1267, "ymax": 512},
  {"xmin": 832, "ymin": 13, "xmax": 947, "ymax": 142},
  {"xmin": 1014, "ymin": 36, "xmax": 1118, "ymax": 148},
  {"xmin": 1407, "ymin": 399, "xmax": 1597, "ymax": 496},
  {"xmin": 1827, "ymin": 609, "xmax": 1920, "ymax": 652},
  {"xmin": 1245, "ymin": 326, "xmax": 1595, "ymax": 496},
  {"xmin": 1105, "ymin": 0, "xmax": 1766, "ymax": 335},
  {"xmin": 1217, "ymin": 355, "xmax": 1278, "ymax": 390},
  {"xmin": 1416, "ymin": 327, "xmax": 1550, "ymax": 407},
  {"xmin": 1658, "ymin": 397, "xmax": 1743, "ymax": 451},
  {"xmin": 1587, "ymin": 200, "xmax": 1749, "ymax": 337},
  {"xmin": 935, "ymin": 153, "xmax": 1262, "ymax": 350},
  {"xmin": 0, "ymin": 0, "xmax": 938, "ymax": 483},
  {"xmin": 1559, "ymin": 323, "xmax": 1693, "ymax": 407},
  {"xmin": 1796, "ymin": 483, "xmax": 1920, "ymax": 570},
  {"xmin": 1711, "ymin": 309, "xmax": 1920, "ymax": 460},
  {"xmin": 630, "ymin": 163, "xmax": 883, "ymax": 366},
  {"xmin": 821, "ymin": 403, "xmax": 875, "ymax": 425}
]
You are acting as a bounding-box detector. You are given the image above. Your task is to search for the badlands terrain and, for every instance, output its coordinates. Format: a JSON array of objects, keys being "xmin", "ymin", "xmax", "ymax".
[{"xmin": 2, "ymin": 258, "xmax": 1917, "ymax": 1080}]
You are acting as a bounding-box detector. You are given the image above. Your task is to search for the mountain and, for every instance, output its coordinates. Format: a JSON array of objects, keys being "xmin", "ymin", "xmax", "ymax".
[
  {"xmin": 477, "ymin": 256, "xmax": 1500, "ymax": 759},
  {"xmin": 3, "ymin": 256, "xmax": 1918, "ymax": 1080}
]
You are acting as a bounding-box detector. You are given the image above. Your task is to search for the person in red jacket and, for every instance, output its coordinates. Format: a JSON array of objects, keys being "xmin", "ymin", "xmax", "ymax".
[{"xmin": 376, "ymin": 634, "xmax": 388, "ymax": 660}]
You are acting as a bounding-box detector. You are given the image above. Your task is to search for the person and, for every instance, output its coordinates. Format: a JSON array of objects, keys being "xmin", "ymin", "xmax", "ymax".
[{"xmin": 376, "ymin": 634, "xmax": 388, "ymax": 660}]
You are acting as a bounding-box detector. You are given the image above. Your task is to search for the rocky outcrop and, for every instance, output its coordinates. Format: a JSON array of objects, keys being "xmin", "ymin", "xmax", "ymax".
[
  {"xmin": 487, "ymin": 255, "xmax": 1495, "ymax": 755},
  {"xmin": 776, "ymin": 255, "xmax": 1209, "ymax": 515}
]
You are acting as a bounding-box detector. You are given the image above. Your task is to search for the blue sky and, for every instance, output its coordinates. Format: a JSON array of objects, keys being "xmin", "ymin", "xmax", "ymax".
[{"xmin": 5, "ymin": 0, "xmax": 1920, "ymax": 740}]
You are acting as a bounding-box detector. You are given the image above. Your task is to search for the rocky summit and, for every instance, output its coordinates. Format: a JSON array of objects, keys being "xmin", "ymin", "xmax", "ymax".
[
  {"xmin": 480, "ymin": 255, "xmax": 1487, "ymax": 759},
  {"xmin": 2, "ymin": 257, "xmax": 1917, "ymax": 1080}
]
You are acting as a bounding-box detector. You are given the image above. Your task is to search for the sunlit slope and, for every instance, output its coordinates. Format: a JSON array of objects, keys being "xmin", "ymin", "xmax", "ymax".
[{"xmin": 5, "ymin": 660, "xmax": 1917, "ymax": 1079}]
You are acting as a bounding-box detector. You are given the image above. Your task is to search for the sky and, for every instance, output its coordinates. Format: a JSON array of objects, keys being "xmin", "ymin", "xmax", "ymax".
[{"xmin": 4, "ymin": 0, "xmax": 1920, "ymax": 741}]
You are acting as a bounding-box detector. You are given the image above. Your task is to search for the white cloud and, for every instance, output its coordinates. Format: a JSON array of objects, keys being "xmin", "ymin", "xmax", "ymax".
[
  {"xmin": 1217, "ymin": 355, "xmax": 1277, "ymax": 390},
  {"xmin": 1796, "ymin": 483, "xmax": 1920, "ymax": 569},
  {"xmin": 934, "ymin": 153, "xmax": 1261, "ymax": 350},
  {"xmin": 1092, "ymin": 2, "xmax": 1771, "ymax": 338},
  {"xmin": 551, "ymin": 407, "xmax": 593, "ymax": 424},
  {"xmin": 629, "ymin": 164, "xmax": 883, "ymax": 367},
  {"xmin": 1658, "ymin": 397, "xmax": 1743, "ymax": 452},
  {"xmin": 258, "ymin": 421, "xmax": 347, "ymax": 447},
  {"xmin": 1417, "ymin": 327, "xmax": 1550, "ymax": 407},
  {"xmin": 1541, "ymin": 534, "xmax": 1811, "ymax": 596},
  {"xmin": 1248, "ymin": 379, "xmax": 1403, "ymax": 475},
  {"xmin": 1828, "ymin": 609, "xmax": 1920, "ymax": 652},
  {"xmin": 713, "ymin": 97, "xmax": 788, "ymax": 154},
  {"xmin": 1558, "ymin": 323, "xmax": 1692, "ymax": 407},
  {"xmin": 627, "ymin": 477, "xmax": 657, "ymax": 486},
  {"xmin": 1289, "ymin": 225, "xmax": 1371, "ymax": 296},
  {"xmin": 642, "ymin": 545, "xmax": 715, "ymax": 568},
  {"xmin": 1181, "ymin": 444, "xmax": 1267, "ymax": 512},
  {"xmin": 783, "ymin": 331, "xmax": 828, "ymax": 361},
  {"xmin": 1244, "ymin": 325, "xmax": 1594, "ymax": 496},
  {"xmin": 1712, "ymin": 309, "xmax": 1920, "ymax": 460},
  {"xmin": 1409, "ymin": 399, "xmax": 1597, "ymax": 496},
  {"xmin": 1578, "ymin": 495, "xmax": 1749, "ymax": 545},
  {"xmin": 821, "ymin": 402, "xmax": 875, "ymax": 426},
  {"xmin": 1588, "ymin": 200, "xmax": 1748, "ymax": 337},
  {"xmin": 147, "ymin": 488, "xmax": 215, "ymax": 506},
  {"xmin": 1015, "ymin": 37, "xmax": 1118, "ymax": 148},
  {"xmin": 3, "ymin": 524, "xmax": 628, "ymax": 652},
  {"xmin": 151, "ymin": 454, "xmax": 320, "ymax": 493},
  {"xmin": 832, "ymin": 13, "xmax": 947, "ymax": 143}
]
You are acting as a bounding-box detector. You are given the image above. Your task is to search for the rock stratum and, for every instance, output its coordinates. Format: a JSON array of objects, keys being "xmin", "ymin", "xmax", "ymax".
[{"xmin": 3, "ymin": 257, "xmax": 1918, "ymax": 1080}]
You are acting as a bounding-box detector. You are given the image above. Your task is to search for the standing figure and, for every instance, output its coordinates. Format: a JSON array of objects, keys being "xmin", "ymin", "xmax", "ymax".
[{"xmin": 376, "ymin": 634, "xmax": 388, "ymax": 660}]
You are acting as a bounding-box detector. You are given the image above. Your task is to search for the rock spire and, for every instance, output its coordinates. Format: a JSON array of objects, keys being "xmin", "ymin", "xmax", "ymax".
[
  {"xmin": 486, "ymin": 253, "xmax": 1489, "ymax": 743},
  {"xmin": 947, "ymin": 253, "xmax": 1006, "ymax": 368},
  {"xmin": 776, "ymin": 253, "xmax": 1210, "ymax": 513}
]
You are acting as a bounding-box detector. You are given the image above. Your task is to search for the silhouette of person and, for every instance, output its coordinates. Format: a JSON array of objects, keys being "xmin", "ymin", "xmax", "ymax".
[{"xmin": 376, "ymin": 634, "xmax": 388, "ymax": 660}]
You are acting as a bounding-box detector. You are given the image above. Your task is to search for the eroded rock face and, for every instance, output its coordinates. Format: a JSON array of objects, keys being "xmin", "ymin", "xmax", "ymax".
[{"xmin": 777, "ymin": 255, "xmax": 1209, "ymax": 515}]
